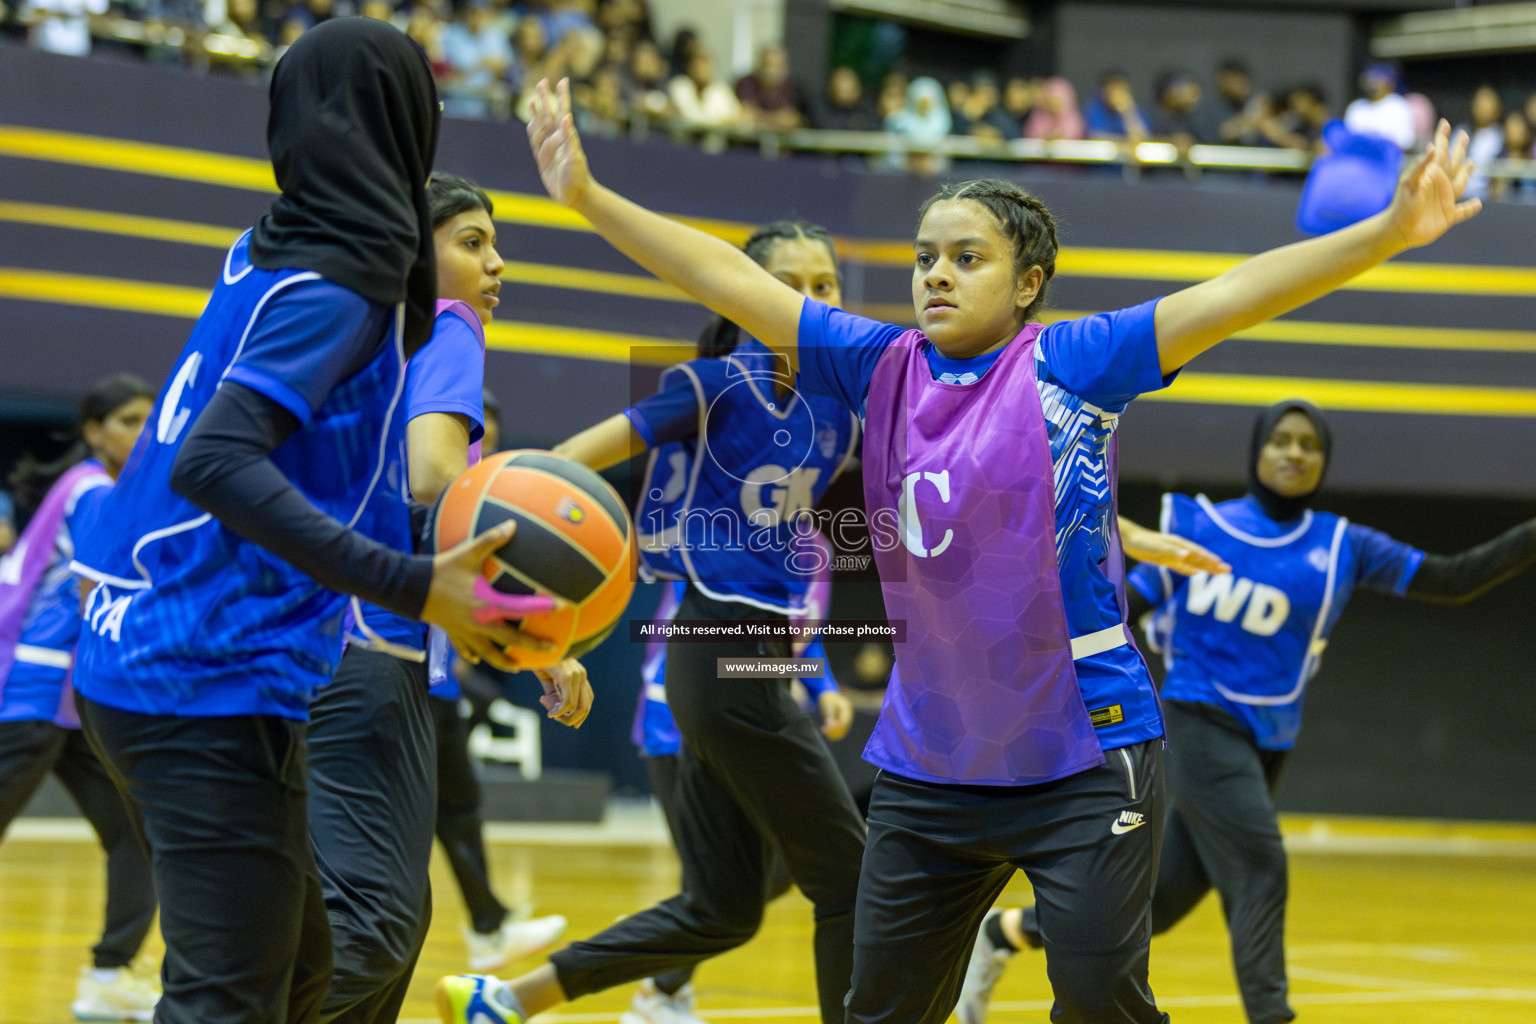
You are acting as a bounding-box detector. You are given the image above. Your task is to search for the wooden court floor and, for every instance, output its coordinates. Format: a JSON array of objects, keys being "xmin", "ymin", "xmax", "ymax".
[{"xmin": 2, "ymin": 815, "xmax": 1534, "ymax": 1024}]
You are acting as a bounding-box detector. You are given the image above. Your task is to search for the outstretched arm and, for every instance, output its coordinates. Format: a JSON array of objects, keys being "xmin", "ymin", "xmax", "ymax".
[
  {"xmin": 1118, "ymin": 515, "xmax": 1230, "ymax": 576},
  {"xmin": 1404, "ymin": 519, "xmax": 1536, "ymax": 605},
  {"xmin": 554, "ymin": 413, "xmax": 649, "ymax": 473},
  {"xmin": 527, "ymin": 79, "xmax": 805, "ymax": 371},
  {"xmin": 1155, "ymin": 121, "xmax": 1481, "ymax": 374}
]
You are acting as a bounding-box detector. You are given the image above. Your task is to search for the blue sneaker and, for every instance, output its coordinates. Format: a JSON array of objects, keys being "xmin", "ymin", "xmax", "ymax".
[{"xmin": 437, "ymin": 975, "xmax": 525, "ymax": 1024}]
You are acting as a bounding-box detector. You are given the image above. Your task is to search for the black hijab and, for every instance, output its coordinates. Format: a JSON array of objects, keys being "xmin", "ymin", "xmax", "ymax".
[
  {"xmin": 250, "ymin": 18, "xmax": 441, "ymax": 353},
  {"xmin": 1247, "ymin": 400, "xmax": 1332, "ymax": 522}
]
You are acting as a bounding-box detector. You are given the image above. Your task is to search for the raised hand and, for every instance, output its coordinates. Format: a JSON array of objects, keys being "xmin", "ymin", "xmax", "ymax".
[
  {"xmin": 1386, "ymin": 119, "xmax": 1483, "ymax": 250},
  {"xmin": 526, "ymin": 78, "xmax": 591, "ymax": 208}
]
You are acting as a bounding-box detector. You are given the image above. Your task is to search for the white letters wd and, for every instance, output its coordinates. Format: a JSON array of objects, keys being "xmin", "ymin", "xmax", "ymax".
[
  {"xmin": 1186, "ymin": 573, "xmax": 1291, "ymax": 636},
  {"xmin": 157, "ymin": 351, "xmax": 203, "ymax": 445},
  {"xmin": 898, "ymin": 470, "xmax": 954, "ymax": 558}
]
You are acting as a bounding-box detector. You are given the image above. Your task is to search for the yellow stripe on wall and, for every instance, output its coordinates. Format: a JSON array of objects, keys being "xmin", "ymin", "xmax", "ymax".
[
  {"xmin": 1146, "ymin": 372, "xmax": 1536, "ymax": 417},
  {"xmin": 4, "ymin": 124, "xmax": 1531, "ymax": 297},
  {"xmin": 4, "ymin": 267, "xmax": 1535, "ymax": 417}
]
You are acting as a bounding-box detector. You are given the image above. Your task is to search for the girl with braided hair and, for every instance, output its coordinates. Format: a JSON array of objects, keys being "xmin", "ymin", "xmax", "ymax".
[
  {"xmin": 439, "ymin": 79, "xmax": 1480, "ymax": 1024},
  {"xmin": 442, "ymin": 219, "xmax": 864, "ymax": 1024}
]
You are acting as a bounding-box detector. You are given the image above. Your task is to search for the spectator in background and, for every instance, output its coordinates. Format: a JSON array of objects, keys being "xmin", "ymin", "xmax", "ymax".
[
  {"xmin": 945, "ymin": 78, "xmax": 971, "ymax": 130},
  {"xmin": 1214, "ymin": 59, "xmax": 1274, "ymax": 146},
  {"xmin": 1459, "ymin": 85, "xmax": 1505, "ymax": 199},
  {"xmin": 809, "ymin": 66, "xmax": 876, "ymax": 132},
  {"xmin": 876, "ymin": 70, "xmax": 908, "ymax": 124},
  {"xmin": 440, "ymin": 0, "xmax": 513, "ymax": 118},
  {"xmin": 0, "ymin": 491, "xmax": 14, "ymax": 556},
  {"xmin": 958, "ymin": 72, "xmax": 1020, "ymax": 141},
  {"xmin": 1405, "ymin": 91, "xmax": 1437, "ymax": 150},
  {"xmin": 1001, "ymin": 77, "xmax": 1039, "ymax": 136},
  {"xmin": 1345, "ymin": 62, "xmax": 1415, "ymax": 149},
  {"xmin": 736, "ymin": 44, "xmax": 803, "ymax": 131},
  {"xmin": 1023, "ymin": 76, "xmax": 1085, "ymax": 141},
  {"xmin": 884, "ymin": 75, "xmax": 951, "ymax": 173},
  {"xmin": 597, "ymin": 0, "xmax": 649, "ymax": 45},
  {"xmin": 272, "ymin": 5, "xmax": 312, "ymax": 59},
  {"xmin": 406, "ymin": 3, "xmax": 451, "ymax": 81},
  {"xmin": 506, "ymin": 15, "xmax": 549, "ymax": 99},
  {"xmin": 1150, "ymin": 70, "xmax": 1221, "ymax": 146},
  {"xmin": 669, "ymin": 48, "xmax": 744, "ymax": 130},
  {"xmin": 624, "ymin": 37, "xmax": 672, "ymax": 122},
  {"xmin": 1497, "ymin": 111, "xmax": 1535, "ymax": 199},
  {"xmin": 538, "ymin": 0, "xmax": 593, "ymax": 49},
  {"xmin": 1275, "ymin": 84, "xmax": 1328, "ymax": 151},
  {"xmin": 667, "ymin": 25, "xmax": 697, "ymax": 77},
  {"xmin": 19, "ymin": 0, "xmax": 106, "ymax": 56},
  {"xmin": 574, "ymin": 61, "xmax": 627, "ymax": 136},
  {"xmin": 1085, "ymin": 70, "xmax": 1148, "ymax": 144}
]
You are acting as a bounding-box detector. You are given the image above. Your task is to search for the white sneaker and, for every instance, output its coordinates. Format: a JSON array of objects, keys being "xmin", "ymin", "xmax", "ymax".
[
  {"xmin": 619, "ymin": 979, "xmax": 708, "ymax": 1024},
  {"xmin": 464, "ymin": 913, "xmax": 568, "ymax": 972},
  {"xmin": 957, "ymin": 909, "xmax": 1013, "ymax": 1024},
  {"xmin": 71, "ymin": 966, "xmax": 160, "ymax": 1022}
]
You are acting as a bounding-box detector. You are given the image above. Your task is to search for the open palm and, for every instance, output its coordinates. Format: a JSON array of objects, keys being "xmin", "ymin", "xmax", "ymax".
[
  {"xmin": 1388, "ymin": 119, "xmax": 1482, "ymax": 249},
  {"xmin": 525, "ymin": 78, "xmax": 590, "ymax": 207}
]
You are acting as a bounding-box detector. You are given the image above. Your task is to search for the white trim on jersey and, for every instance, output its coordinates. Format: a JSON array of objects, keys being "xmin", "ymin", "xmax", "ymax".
[
  {"xmin": 14, "ymin": 643, "xmax": 72, "ymax": 669},
  {"xmin": 1213, "ymin": 514, "xmax": 1348, "ymax": 707},
  {"xmin": 97, "ymin": 269, "xmax": 326, "ymax": 590},
  {"xmin": 1070, "ymin": 623, "xmax": 1129, "ymax": 660},
  {"xmin": 1197, "ymin": 494, "xmax": 1313, "ymax": 548},
  {"xmin": 726, "ymin": 352, "xmax": 800, "ymax": 422},
  {"xmin": 222, "ymin": 230, "xmax": 255, "ymax": 285}
]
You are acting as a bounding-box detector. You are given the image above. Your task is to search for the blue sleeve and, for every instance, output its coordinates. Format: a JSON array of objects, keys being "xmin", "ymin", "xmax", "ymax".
[
  {"xmin": 1037, "ymin": 299, "xmax": 1174, "ymax": 411},
  {"xmin": 626, "ymin": 360, "xmax": 728, "ymax": 448},
  {"xmin": 800, "ymin": 638, "xmax": 838, "ymax": 697},
  {"xmin": 796, "ymin": 298, "xmax": 905, "ymax": 416},
  {"xmin": 406, "ymin": 314, "xmax": 485, "ymax": 442},
  {"xmin": 1348, "ymin": 523, "xmax": 1425, "ymax": 595},
  {"xmin": 66, "ymin": 482, "xmax": 110, "ymax": 540},
  {"xmin": 224, "ymin": 279, "xmax": 391, "ymax": 425},
  {"xmin": 1126, "ymin": 563, "xmax": 1171, "ymax": 606}
]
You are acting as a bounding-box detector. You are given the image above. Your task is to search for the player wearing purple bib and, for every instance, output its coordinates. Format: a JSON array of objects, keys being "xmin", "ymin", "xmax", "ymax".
[
  {"xmin": 67, "ymin": 24, "xmax": 543, "ymax": 1024},
  {"xmin": 440, "ymin": 222, "xmax": 866, "ymax": 1024},
  {"xmin": 0, "ymin": 376, "xmax": 158, "ymax": 1022},
  {"xmin": 438, "ymin": 81, "xmax": 1479, "ymax": 1024},
  {"xmin": 963, "ymin": 400, "xmax": 1536, "ymax": 1024}
]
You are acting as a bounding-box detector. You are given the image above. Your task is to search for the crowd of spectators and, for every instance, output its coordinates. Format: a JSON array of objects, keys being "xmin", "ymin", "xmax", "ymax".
[{"xmin": 4, "ymin": 0, "xmax": 1535, "ymax": 192}]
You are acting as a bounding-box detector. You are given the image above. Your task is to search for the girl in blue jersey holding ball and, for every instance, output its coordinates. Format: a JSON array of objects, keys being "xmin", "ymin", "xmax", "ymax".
[
  {"xmin": 69, "ymin": 21, "xmax": 542, "ymax": 1024},
  {"xmin": 962, "ymin": 399, "xmax": 1536, "ymax": 1024}
]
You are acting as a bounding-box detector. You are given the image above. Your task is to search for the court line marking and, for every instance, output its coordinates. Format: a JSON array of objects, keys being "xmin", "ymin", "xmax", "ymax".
[
  {"xmin": 3, "ymin": 125, "xmax": 1533, "ymax": 296},
  {"xmin": 395, "ymin": 983, "xmax": 1536, "ymax": 1022}
]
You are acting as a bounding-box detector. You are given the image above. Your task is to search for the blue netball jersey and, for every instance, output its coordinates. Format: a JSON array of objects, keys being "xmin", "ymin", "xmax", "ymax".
[
  {"xmin": 72, "ymin": 232, "xmax": 413, "ymax": 720},
  {"xmin": 0, "ymin": 463, "xmax": 110, "ymax": 724},
  {"xmin": 349, "ymin": 305, "xmax": 486, "ymax": 653},
  {"xmin": 628, "ymin": 339, "xmax": 860, "ymax": 616},
  {"xmin": 1131, "ymin": 493, "xmax": 1424, "ymax": 749}
]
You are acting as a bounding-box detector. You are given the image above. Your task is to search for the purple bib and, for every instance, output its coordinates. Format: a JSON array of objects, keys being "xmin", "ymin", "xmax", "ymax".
[{"xmin": 860, "ymin": 326, "xmax": 1105, "ymax": 785}]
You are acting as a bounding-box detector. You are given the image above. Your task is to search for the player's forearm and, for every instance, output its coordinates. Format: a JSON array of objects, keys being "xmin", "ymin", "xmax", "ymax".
[
  {"xmin": 572, "ymin": 182, "xmax": 803, "ymax": 365},
  {"xmin": 171, "ymin": 382, "xmax": 433, "ymax": 617},
  {"xmin": 554, "ymin": 412, "xmax": 646, "ymax": 472},
  {"xmin": 1154, "ymin": 210, "xmax": 1406, "ymax": 372},
  {"xmin": 1406, "ymin": 519, "xmax": 1536, "ymax": 605}
]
